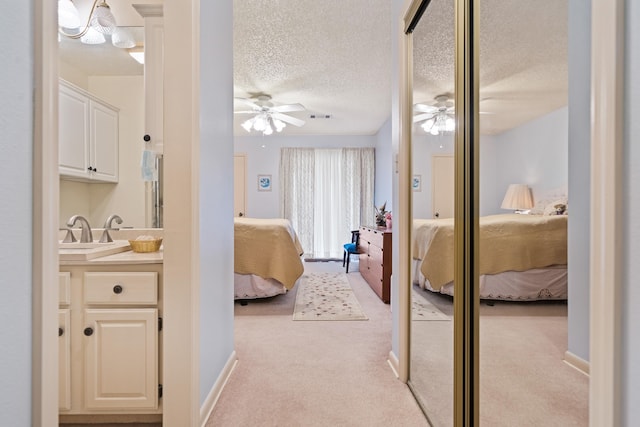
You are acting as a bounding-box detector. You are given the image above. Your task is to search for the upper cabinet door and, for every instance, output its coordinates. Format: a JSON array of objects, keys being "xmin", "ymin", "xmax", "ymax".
[
  {"xmin": 59, "ymin": 82, "xmax": 90, "ymax": 179},
  {"xmin": 89, "ymin": 99, "xmax": 119, "ymax": 183},
  {"xmin": 59, "ymin": 80, "xmax": 119, "ymax": 183}
]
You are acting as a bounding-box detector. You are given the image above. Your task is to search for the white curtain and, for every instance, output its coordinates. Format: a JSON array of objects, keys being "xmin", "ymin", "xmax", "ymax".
[{"xmin": 280, "ymin": 147, "xmax": 375, "ymax": 259}]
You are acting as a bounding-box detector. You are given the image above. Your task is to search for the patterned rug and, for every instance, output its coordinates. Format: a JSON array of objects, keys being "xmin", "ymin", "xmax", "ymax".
[
  {"xmin": 412, "ymin": 290, "xmax": 451, "ymax": 321},
  {"xmin": 293, "ymin": 272, "xmax": 368, "ymax": 321}
]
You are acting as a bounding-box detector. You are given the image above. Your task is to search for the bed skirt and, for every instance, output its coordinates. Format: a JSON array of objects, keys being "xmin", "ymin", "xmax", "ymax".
[
  {"xmin": 412, "ymin": 259, "xmax": 567, "ymax": 301},
  {"xmin": 234, "ymin": 273, "xmax": 288, "ymax": 300}
]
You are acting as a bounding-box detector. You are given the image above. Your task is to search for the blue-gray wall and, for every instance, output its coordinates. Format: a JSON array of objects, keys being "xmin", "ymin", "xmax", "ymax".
[
  {"xmin": 0, "ymin": 1, "xmax": 33, "ymax": 424},
  {"xmin": 234, "ymin": 134, "xmax": 377, "ymax": 218},
  {"xmin": 567, "ymin": 0, "xmax": 591, "ymax": 362},
  {"xmin": 199, "ymin": 0, "xmax": 236, "ymax": 404},
  {"xmin": 623, "ymin": 0, "xmax": 640, "ymax": 422}
]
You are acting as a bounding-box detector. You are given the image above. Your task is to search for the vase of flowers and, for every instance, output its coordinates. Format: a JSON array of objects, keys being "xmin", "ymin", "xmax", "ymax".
[{"xmin": 375, "ymin": 202, "xmax": 390, "ymax": 227}]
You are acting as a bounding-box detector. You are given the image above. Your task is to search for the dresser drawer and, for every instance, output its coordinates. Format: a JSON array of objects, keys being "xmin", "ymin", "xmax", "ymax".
[
  {"xmin": 59, "ymin": 272, "xmax": 71, "ymax": 306},
  {"xmin": 83, "ymin": 272, "xmax": 158, "ymax": 305}
]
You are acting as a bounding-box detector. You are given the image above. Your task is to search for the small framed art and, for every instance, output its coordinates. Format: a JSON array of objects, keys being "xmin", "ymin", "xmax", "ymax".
[
  {"xmin": 258, "ymin": 174, "xmax": 272, "ymax": 191},
  {"xmin": 412, "ymin": 175, "xmax": 422, "ymax": 192}
]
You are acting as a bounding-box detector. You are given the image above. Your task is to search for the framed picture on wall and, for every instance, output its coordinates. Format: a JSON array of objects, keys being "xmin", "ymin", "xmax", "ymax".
[
  {"xmin": 258, "ymin": 174, "xmax": 272, "ymax": 191},
  {"xmin": 412, "ymin": 175, "xmax": 422, "ymax": 192}
]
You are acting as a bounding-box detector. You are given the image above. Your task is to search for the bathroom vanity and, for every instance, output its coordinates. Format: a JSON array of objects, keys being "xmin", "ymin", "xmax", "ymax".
[{"xmin": 58, "ymin": 239, "xmax": 163, "ymax": 423}]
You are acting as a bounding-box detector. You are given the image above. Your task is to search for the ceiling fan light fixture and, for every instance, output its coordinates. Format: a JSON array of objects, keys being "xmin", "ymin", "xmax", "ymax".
[
  {"xmin": 241, "ymin": 119, "xmax": 254, "ymax": 132},
  {"xmin": 273, "ymin": 119, "xmax": 286, "ymax": 132}
]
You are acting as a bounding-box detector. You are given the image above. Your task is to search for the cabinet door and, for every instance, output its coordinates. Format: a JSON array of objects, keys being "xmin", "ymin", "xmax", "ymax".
[
  {"xmin": 83, "ymin": 308, "xmax": 158, "ymax": 410},
  {"xmin": 89, "ymin": 100, "xmax": 119, "ymax": 183},
  {"xmin": 59, "ymin": 309, "xmax": 71, "ymax": 411},
  {"xmin": 59, "ymin": 83, "xmax": 90, "ymax": 179}
]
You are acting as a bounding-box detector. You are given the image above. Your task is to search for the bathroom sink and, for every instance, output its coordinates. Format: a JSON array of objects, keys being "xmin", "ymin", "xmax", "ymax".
[{"xmin": 59, "ymin": 240, "xmax": 131, "ymax": 261}]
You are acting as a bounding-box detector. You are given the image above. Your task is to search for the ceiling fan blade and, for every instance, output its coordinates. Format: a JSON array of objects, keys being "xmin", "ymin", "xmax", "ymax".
[
  {"xmin": 234, "ymin": 110, "xmax": 261, "ymax": 114},
  {"xmin": 270, "ymin": 103, "xmax": 306, "ymax": 113},
  {"xmin": 234, "ymin": 97, "xmax": 262, "ymax": 110},
  {"xmin": 414, "ymin": 104, "xmax": 438, "ymax": 113},
  {"xmin": 413, "ymin": 113, "xmax": 435, "ymax": 123},
  {"xmin": 271, "ymin": 112, "xmax": 306, "ymax": 127}
]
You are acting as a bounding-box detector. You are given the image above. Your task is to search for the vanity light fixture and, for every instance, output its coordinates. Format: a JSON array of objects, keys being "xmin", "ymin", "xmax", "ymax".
[{"xmin": 58, "ymin": 0, "xmax": 135, "ymax": 48}]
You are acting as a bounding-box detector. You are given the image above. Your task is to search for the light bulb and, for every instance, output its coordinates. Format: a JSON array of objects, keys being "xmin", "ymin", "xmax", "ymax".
[
  {"xmin": 253, "ymin": 116, "xmax": 267, "ymax": 131},
  {"xmin": 263, "ymin": 125, "xmax": 273, "ymax": 135},
  {"xmin": 430, "ymin": 127, "xmax": 439, "ymax": 136},
  {"xmin": 445, "ymin": 117, "xmax": 455, "ymax": 131}
]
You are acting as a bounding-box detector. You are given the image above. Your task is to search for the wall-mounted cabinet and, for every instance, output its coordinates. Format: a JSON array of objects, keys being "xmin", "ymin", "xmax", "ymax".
[{"xmin": 59, "ymin": 79, "xmax": 119, "ymax": 183}]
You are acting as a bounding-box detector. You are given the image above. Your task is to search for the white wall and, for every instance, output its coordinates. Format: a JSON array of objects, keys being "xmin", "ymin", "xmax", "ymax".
[
  {"xmin": 623, "ymin": 0, "xmax": 640, "ymax": 421},
  {"xmin": 567, "ymin": 0, "xmax": 591, "ymax": 362},
  {"xmin": 59, "ymin": 75, "xmax": 146, "ymax": 229},
  {"xmin": 234, "ymin": 134, "xmax": 377, "ymax": 218},
  {"xmin": 0, "ymin": 1, "xmax": 32, "ymax": 424}
]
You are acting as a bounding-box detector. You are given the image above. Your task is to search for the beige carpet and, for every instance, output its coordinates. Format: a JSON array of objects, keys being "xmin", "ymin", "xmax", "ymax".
[
  {"xmin": 410, "ymin": 286, "xmax": 589, "ymax": 426},
  {"xmin": 206, "ymin": 261, "xmax": 429, "ymax": 426},
  {"xmin": 293, "ymin": 272, "xmax": 368, "ymax": 320},
  {"xmin": 412, "ymin": 289, "xmax": 450, "ymax": 321}
]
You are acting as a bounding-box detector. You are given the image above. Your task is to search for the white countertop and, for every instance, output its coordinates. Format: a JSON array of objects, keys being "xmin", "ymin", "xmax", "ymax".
[{"xmin": 59, "ymin": 249, "xmax": 163, "ymax": 266}]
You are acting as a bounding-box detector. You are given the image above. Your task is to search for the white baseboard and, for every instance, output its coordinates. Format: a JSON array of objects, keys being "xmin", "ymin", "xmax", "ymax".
[
  {"xmin": 387, "ymin": 350, "xmax": 400, "ymax": 379},
  {"xmin": 564, "ymin": 350, "xmax": 590, "ymax": 376},
  {"xmin": 200, "ymin": 350, "xmax": 238, "ymax": 427}
]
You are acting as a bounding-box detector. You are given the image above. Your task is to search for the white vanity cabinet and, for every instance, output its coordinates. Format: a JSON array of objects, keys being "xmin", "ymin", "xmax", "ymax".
[
  {"xmin": 58, "ymin": 264, "xmax": 162, "ymax": 418},
  {"xmin": 59, "ymin": 79, "xmax": 119, "ymax": 183}
]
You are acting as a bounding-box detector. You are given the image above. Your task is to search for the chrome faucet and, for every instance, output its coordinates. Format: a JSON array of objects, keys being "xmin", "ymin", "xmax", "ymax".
[
  {"xmin": 99, "ymin": 214, "xmax": 123, "ymax": 243},
  {"xmin": 67, "ymin": 215, "xmax": 93, "ymax": 243}
]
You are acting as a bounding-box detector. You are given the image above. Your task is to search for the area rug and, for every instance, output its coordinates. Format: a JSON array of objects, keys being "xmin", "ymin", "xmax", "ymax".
[
  {"xmin": 412, "ymin": 290, "xmax": 450, "ymax": 321},
  {"xmin": 293, "ymin": 272, "xmax": 368, "ymax": 321}
]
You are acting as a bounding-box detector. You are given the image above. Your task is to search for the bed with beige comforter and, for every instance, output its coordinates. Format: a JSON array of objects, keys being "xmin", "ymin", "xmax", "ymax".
[
  {"xmin": 234, "ymin": 217, "xmax": 304, "ymax": 299},
  {"xmin": 413, "ymin": 214, "xmax": 568, "ymax": 300}
]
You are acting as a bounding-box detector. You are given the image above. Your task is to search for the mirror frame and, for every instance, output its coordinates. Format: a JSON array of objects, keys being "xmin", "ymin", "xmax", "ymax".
[{"xmin": 399, "ymin": 0, "xmax": 480, "ymax": 424}]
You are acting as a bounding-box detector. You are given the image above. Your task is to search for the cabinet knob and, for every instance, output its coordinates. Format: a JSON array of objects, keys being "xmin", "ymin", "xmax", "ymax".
[
  {"xmin": 58, "ymin": 327, "xmax": 64, "ymax": 337},
  {"xmin": 143, "ymin": 134, "xmax": 151, "ymax": 142},
  {"xmin": 113, "ymin": 284, "xmax": 123, "ymax": 294},
  {"xmin": 84, "ymin": 327, "xmax": 94, "ymax": 336}
]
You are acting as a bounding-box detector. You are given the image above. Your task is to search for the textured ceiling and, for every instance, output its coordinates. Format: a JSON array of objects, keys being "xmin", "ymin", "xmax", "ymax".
[
  {"xmin": 233, "ymin": 0, "xmax": 392, "ymax": 136},
  {"xmin": 59, "ymin": 0, "xmax": 567, "ymax": 136},
  {"xmin": 413, "ymin": 0, "xmax": 568, "ymax": 135}
]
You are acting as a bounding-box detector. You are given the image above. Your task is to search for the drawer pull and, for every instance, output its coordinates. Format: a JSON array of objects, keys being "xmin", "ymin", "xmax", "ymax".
[
  {"xmin": 84, "ymin": 327, "xmax": 94, "ymax": 337},
  {"xmin": 113, "ymin": 284, "xmax": 123, "ymax": 294},
  {"xmin": 58, "ymin": 327, "xmax": 64, "ymax": 337}
]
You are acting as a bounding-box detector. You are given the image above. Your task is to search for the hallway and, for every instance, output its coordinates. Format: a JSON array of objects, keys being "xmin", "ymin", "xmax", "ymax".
[{"xmin": 206, "ymin": 261, "xmax": 428, "ymax": 426}]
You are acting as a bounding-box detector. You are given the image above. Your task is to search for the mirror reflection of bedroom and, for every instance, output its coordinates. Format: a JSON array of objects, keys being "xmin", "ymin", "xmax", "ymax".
[{"xmin": 408, "ymin": 0, "xmax": 588, "ymax": 425}]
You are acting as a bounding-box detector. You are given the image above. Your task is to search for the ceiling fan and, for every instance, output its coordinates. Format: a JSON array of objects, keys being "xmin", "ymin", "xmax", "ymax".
[
  {"xmin": 234, "ymin": 95, "xmax": 306, "ymax": 135},
  {"xmin": 413, "ymin": 94, "xmax": 455, "ymax": 135}
]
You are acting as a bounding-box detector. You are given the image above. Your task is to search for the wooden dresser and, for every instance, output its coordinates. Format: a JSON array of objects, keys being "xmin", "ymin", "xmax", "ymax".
[{"xmin": 358, "ymin": 226, "xmax": 392, "ymax": 303}]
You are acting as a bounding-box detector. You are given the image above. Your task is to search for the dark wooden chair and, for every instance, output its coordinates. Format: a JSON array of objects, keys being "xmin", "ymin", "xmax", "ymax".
[{"xmin": 342, "ymin": 230, "xmax": 360, "ymax": 273}]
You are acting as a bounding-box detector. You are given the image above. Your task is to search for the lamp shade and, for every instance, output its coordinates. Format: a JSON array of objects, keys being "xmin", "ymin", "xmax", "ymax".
[{"xmin": 501, "ymin": 184, "xmax": 533, "ymax": 210}]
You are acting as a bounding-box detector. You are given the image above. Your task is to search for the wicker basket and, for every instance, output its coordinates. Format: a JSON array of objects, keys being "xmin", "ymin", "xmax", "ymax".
[{"xmin": 128, "ymin": 238, "xmax": 163, "ymax": 253}]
